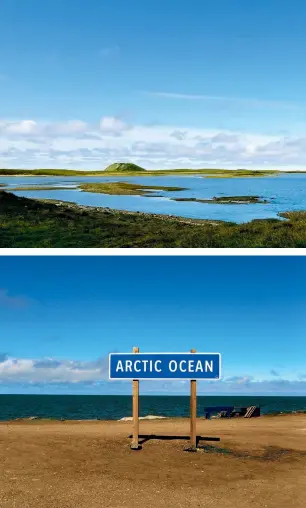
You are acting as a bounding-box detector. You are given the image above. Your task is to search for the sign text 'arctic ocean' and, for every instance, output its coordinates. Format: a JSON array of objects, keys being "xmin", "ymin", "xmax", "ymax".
[{"xmin": 109, "ymin": 352, "xmax": 221, "ymax": 380}]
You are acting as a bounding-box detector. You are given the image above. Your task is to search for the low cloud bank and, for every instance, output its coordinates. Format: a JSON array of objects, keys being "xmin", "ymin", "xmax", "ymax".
[
  {"xmin": 0, "ymin": 355, "xmax": 305, "ymax": 394},
  {"xmin": 1, "ymin": 116, "xmax": 306, "ymax": 170}
]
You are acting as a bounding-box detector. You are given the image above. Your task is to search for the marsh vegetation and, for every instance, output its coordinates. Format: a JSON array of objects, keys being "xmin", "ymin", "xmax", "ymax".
[{"xmin": 1, "ymin": 190, "xmax": 306, "ymax": 247}]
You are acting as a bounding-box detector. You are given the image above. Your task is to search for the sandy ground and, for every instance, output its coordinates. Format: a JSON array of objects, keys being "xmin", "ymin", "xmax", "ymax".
[{"xmin": 1, "ymin": 415, "xmax": 306, "ymax": 508}]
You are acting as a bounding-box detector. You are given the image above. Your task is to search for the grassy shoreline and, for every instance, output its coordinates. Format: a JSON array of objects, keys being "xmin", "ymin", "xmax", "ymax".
[
  {"xmin": 0, "ymin": 168, "xmax": 280, "ymax": 177},
  {"xmin": 2, "ymin": 190, "xmax": 306, "ymax": 247}
]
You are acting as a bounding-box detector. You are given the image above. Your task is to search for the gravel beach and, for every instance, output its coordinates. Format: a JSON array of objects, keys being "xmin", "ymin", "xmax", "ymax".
[{"xmin": 1, "ymin": 414, "xmax": 306, "ymax": 507}]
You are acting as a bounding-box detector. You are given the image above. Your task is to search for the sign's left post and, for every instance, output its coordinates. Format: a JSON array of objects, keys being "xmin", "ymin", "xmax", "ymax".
[{"xmin": 131, "ymin": 346, "xmax": 140, "ymax": 450}]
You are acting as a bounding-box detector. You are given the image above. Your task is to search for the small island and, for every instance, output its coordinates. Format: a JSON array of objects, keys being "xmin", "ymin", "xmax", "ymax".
[
  {"xmin": 79, "ymin": 181, "xmax": 187, "ymax": 196},
  {"xmin": 172, "ymin": 195, "xmax": 270, "ymax": 205}
]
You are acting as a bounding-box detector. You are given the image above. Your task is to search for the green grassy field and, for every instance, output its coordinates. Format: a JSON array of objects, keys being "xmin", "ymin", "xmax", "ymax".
[
  {"xmin": 1, "ymin": 190, "xmax": 306, "ymax": 247},
  {"xmin": 0, "ymin": 167, "xmax": 280, "ymax": 177}
]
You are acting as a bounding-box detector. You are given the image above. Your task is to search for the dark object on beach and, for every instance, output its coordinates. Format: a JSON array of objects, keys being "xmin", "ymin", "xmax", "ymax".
[
  {"xmin": 204, "ymin": 406, "xmax": 261, "ymax": 419},
  {"xmin": 230, "ymin": 406, "xmax": 261, "ymax": 418},
  {"xmin": 219, "ymin": 411, "xmax": 230, "ymax": 418},
  {"xmin": 244, "ymin": 406, "xmax": 260, "ymax": 418},
  {"xmin": 231, "ymin": 407, "xmax": 249, "ymax": 417},
  {"xmin": 204, "ymin": 406, "xmax": 234, "ymax": 419}
]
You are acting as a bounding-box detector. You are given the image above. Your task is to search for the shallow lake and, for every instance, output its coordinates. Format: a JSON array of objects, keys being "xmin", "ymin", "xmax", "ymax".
[{"xmin": 1, "ymin": 173, "xmax": 306, "ymax": 223}]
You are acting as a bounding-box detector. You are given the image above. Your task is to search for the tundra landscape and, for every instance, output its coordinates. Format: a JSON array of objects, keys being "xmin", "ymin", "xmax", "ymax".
[{"xmin": 2, "ymin": 164, "xmax": 306, "ymax": 247}]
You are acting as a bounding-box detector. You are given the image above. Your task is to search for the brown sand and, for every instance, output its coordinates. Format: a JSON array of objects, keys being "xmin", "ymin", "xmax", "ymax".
[{"xmin": 1, "ymin": 415, "xmax": 306, "ymax": 508}]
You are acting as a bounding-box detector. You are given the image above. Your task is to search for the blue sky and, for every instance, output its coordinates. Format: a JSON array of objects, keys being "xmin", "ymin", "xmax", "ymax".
[
  {"xmin": 0, "ymin": 255, "xmax": 305, "ymax": 395},
  {"xmin": 1, "ymin": 0, "xmax": 306, "ymax": 169}
]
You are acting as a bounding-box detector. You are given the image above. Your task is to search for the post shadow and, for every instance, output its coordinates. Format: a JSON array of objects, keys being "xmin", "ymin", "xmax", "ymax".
[{"xmin": 128, "ymin": 434, "xmax": 220, "ymax": 447}]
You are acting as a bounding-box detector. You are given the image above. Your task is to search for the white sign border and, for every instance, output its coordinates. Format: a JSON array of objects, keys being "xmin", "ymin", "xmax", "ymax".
[{"xmin": 108, "ymin": 352, "xmax": 222, "ymax": 381}]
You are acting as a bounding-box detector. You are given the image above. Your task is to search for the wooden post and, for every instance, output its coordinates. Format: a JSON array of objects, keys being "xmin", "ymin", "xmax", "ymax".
[
  {"xmin": 190, "ymin": 348, "xmax": 197, "ymax": 450},
  {"xmin": 131, "ymin": 347, "xmax": 140, "ymax": 450}
]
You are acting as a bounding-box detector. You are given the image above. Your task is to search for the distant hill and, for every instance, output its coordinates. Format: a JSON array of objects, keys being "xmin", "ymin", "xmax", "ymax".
[{"xmin": 103, "ymin": 163, "xmax": 146, "ymax": 173}]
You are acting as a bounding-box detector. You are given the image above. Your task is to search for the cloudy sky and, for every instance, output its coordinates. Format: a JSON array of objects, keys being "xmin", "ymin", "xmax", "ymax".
[
  {"xmin": 0, "ymin": 256, "xmax": 305, "ymax": 395},
  {"xmin": 1, "ymin": 0, "xmax": 306, "ymax": 170}
]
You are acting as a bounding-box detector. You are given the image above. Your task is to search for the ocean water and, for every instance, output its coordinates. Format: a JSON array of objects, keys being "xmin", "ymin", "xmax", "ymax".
[
  {"xmin": 0, "ymin": 395, "xmax": 305, "ymax": 421},
  {"xmin": 2, "ymin": 173, "xmax": 306, "ymax": 223}
]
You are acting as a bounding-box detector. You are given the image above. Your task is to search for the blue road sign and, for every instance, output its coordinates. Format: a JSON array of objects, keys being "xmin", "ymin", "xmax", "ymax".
[{"xmin": 109, "ymin": 352, "xmax": 221, "ymax": 380}]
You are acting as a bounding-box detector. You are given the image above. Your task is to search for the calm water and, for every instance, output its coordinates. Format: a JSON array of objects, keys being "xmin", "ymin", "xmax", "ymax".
[
  {"xmin": 1, "ymin": 173, "xmax": 306, "ymax": 223},
  {"xmin": 0, "ymin": 395, "xmax": 305, "ymax": 421}
]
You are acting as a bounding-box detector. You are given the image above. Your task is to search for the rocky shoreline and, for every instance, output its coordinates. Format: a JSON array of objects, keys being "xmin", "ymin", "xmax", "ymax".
[{"xmin": 38, "ymin": 197, "xmax": 223, "ymax": 226}]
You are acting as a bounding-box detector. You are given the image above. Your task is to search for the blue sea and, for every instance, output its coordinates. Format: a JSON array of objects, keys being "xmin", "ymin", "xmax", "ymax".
[
  {"xmin": 1, "ymin": 395, "xmax": 305, "ymax": 421},
  {"xmin": 2, "ymin": 173, "xmax": 306, "ymax": 223}
]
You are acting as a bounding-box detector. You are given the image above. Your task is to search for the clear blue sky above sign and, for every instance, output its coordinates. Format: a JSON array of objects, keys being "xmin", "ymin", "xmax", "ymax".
[{"xmin": 109, "ymin": 353, "xmax": 221, "ymax": 380}]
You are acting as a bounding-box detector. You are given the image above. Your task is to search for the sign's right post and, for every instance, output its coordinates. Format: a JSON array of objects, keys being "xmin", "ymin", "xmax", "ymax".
[{"xmin": 190, "ymin": 348, "xmax": 197, "ymax": 450}]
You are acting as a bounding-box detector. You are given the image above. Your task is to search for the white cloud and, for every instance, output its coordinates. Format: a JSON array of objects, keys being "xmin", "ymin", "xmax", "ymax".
[
  {"xmin": 5, "ymin": 120, "xmax": 38, "ymax": 135},
  {"xmin": 99, "ymin": 116, "xmax": 129, "ymax": 135},
  {"xmin": 1, "ymin": 115, "xmax": 306, "ymax": 169},
  {"xmin": 49, "ymin": 120, "xmax": 88, "ymax": 136},
  {"xmin": 0, "ymin": 356, "xmax": 108, "ymax": 384},
  {"xmin": 0, "ymin": 119, "xmax": 88, "ymax": 138}
]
